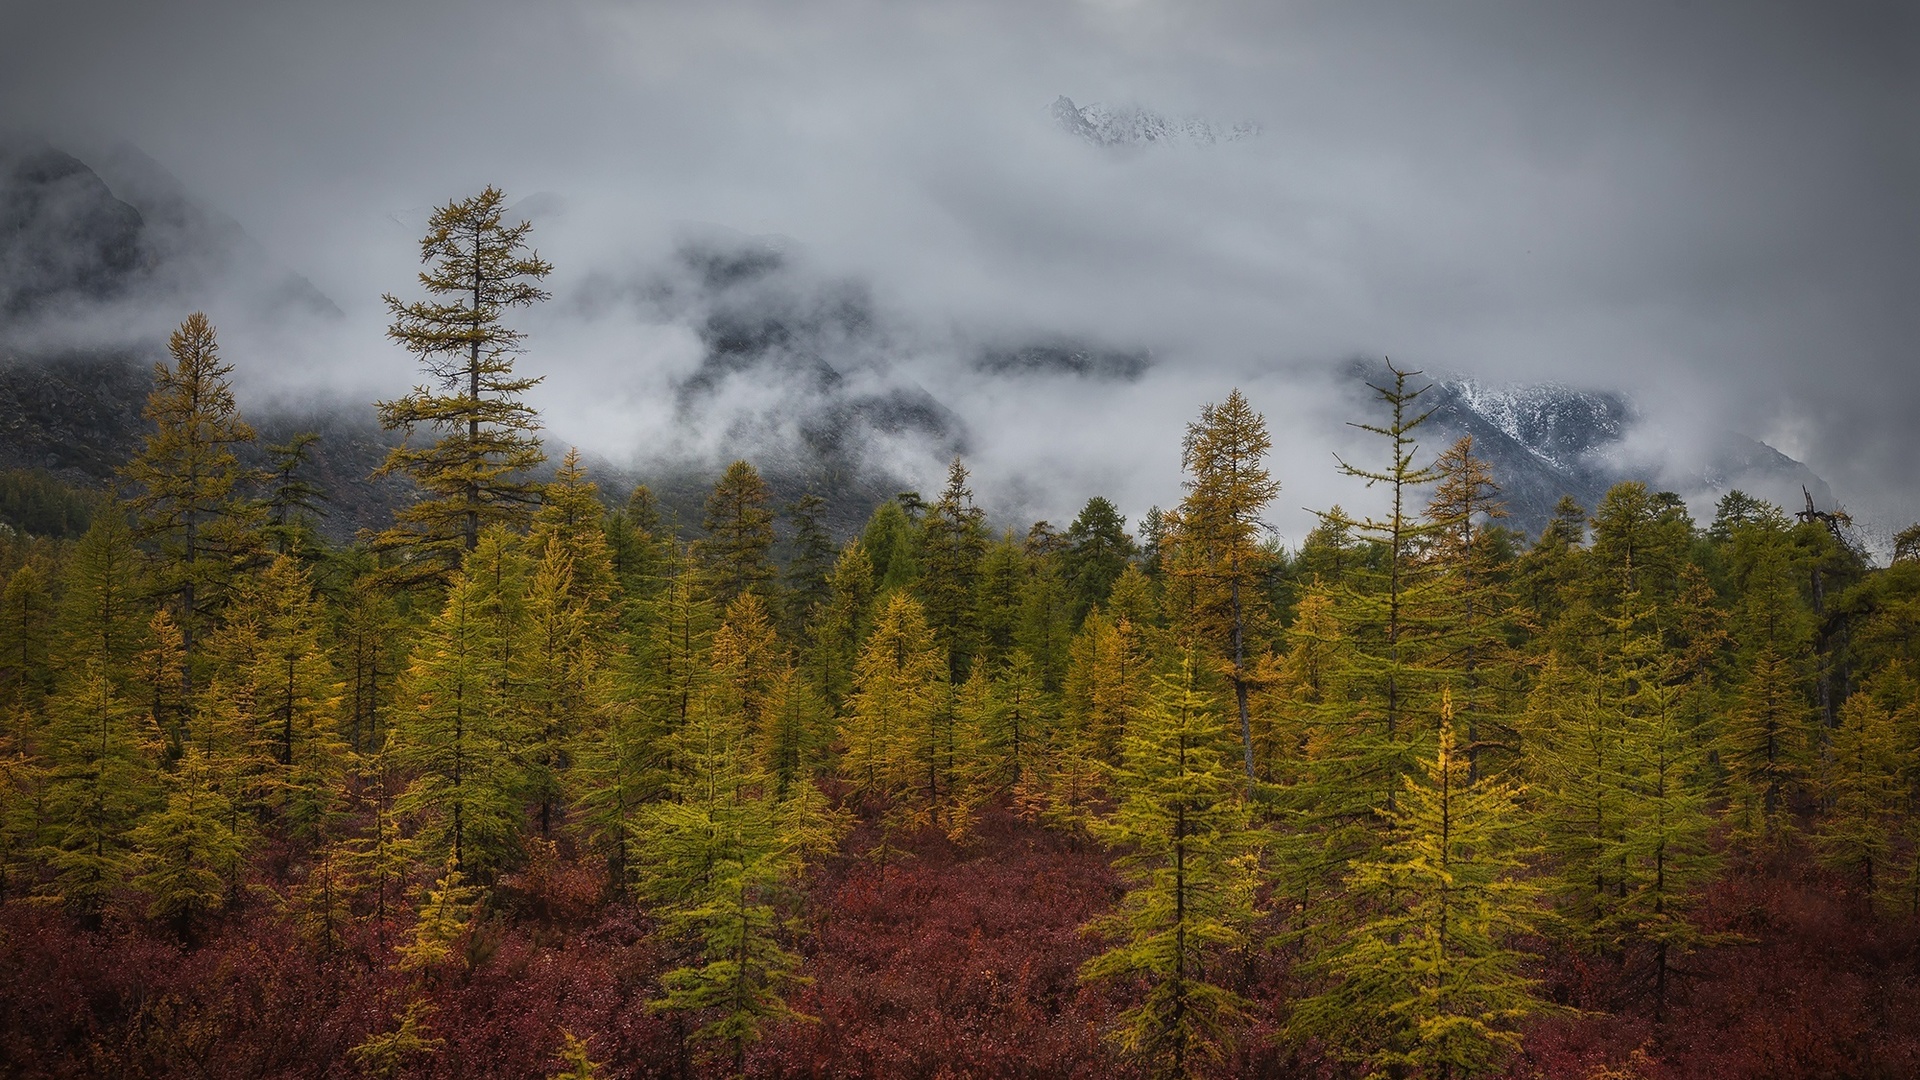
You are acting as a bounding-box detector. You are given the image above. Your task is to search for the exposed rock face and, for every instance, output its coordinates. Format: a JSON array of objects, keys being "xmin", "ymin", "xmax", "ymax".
[
  {"xmin": 0, "ymin": 141, "xmax": 148, "ymax": 316},
  {"xmin": 0, "ymin": 348, "xmax": 150, "ymax": 480},
  {"xmin": 1419, "ymin": 374, "xmax": 1833, "ymax": 536}
]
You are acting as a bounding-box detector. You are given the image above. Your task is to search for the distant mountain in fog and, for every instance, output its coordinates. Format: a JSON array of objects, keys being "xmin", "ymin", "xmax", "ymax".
[
  {"xmin": 0, "ymin": 134, "xmax": 338, "ymax": 326},
  {"xmin": 0, "ymin": 137, "xmax": 1854, "ymax": 549},
  {"xmin": 1419, "ymin": 374, "xmax": 1835, "ymax": 537},
  {"xmin": 1051, "ymin": 96, "xmax": 1261, "ymax": 149}
]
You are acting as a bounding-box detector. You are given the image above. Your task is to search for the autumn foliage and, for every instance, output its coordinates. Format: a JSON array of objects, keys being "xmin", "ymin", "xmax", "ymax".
[{"xmin": 4, "ymin": 203, "xmax": 1920, "ymax": 1078}]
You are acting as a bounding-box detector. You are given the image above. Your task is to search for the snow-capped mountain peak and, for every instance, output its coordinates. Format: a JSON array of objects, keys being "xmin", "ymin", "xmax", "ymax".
[{"xmin": 1051, "ymin": 96, "xmax": 1260, "ymax": 149}]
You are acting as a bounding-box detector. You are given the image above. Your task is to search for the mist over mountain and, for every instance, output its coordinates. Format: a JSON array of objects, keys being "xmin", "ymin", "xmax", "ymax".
[
  {"xmin": 1419, "ymin": 375, "xmax": 1836, "ymax": 538},
  {"xmin": 0, "ymin": 136, "xmax": 1873, "ymax": 553},
  {"xmin": 0, "ymin": 140, "xmax": 145, "ymax": 317},
  {"xmin": 0, "ymin": 134, "xmax": 338, "ymax": 343}
]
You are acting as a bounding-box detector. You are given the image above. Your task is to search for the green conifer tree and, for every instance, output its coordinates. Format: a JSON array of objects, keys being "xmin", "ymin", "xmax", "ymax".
[
  {"xmin": 55, "ymin": 504, "xmax": 146, "ymax": 683},
  {"xmin": 338, "ymin": 576, "xmax": 404, "ymax": 754},
  {"xmin": 1593, "ymin": 607, "xmax": 1721, "ymax": 1022},
  {"xmin": 1015, "ymin": 526, "xmax": 1075, "ymax": 692},
  {"xmin": 514, "ymin": 540, "xmax": 598, "ymax": 837},
  {"xmin": 260, "ymin": 431, "xmax": 327, "ymax": 557},
  {"xmin": 608, "ymin": 483, "xmax": 671, "ymax": 602},
  {"xmin": 971, "ymin": 536, "xmax": 1026, "ymax": 671},
  {"xmin": 286, "ymin": 841, "xmax": 354, "ymax": 955},
  {"xmin": 1079, "ymin": 659, "xmax": 1261, "ymax": 1079},
  {"xmin": 1318, "ymin": 363, "xmax": 1449, "ymax": 807},
  {"xmin": 216, "ymin": 554, "xmax": 345, "ymax": 836},
  {"xmin": 1423, "ymin": 435, "xmax": 1521, "ymax": 779},
  {"xmin": 338, "ymin": 740, "xmax": 419, "ymax": 931},
  {"xmin": 572, "ymin": 677, "xmax": 651, "ymax": 892},
  {"xmin": 1723, "ymin": 521, "xmax": 1817, "ymax": 849},
  {"xmin": 781, "ymin": 490, "xmax": 836, "ymax": 636},
  {"xmin": 1063, "ymin": 496, "xmax": 1139, "ymax": 627},
  {"xmin": 859, "ymin": 498, "xmax": 920, "ymax": 596},
  {"xmin": 181, "ymin": 675, "xmax": 265, "ymax": 899},
  {"xmin": 39, "ymin": 664, "xmax": 153, "ymax": 922},
  {"xmin": 840, "ymin": 592, "xmax": 943, "ymax": 862},
  {"xmin": 807, "ymin": 541, "xmax": 875, "ymax": 715},
  {"xmin": 393, "ymin": 554, "xmax": 522, "ymax": 874},
  {"xmin": 634, "ymin": 676, "xmax": 844, "ymax": 1072},
  {"xmin": 1291, "ymin": 699, "xmax": 1555, "ymax": 1077},
  {"xmin": 978, "ymin": 649, "xmax": 1047, "ymax": 792},
  {"xmin": 0, "ymin": 557, "xmax": 55, "ymax": 710},
  {"xmin": 696, "ymin": 460, "xmax": 777, "ymax": 608},
  {"xmin": 1817, "ymin": 686, "xmax": 1904, "ymax": 903},
  {"xmin": 918, "ymin": 459, "xmax": 990, "ymax": 679},
  {"xmin": 634, "ymin": 546, "xmax": 719, "ymax": 760},
  {"xmin": 131, "ymin": 746, "xmax": 242, "ymax": 942}
]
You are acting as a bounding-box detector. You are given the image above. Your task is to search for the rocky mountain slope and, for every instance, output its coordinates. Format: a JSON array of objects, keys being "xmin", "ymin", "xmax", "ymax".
[{"xmin": 1418, "ymin": 374, "xmax": 1834, "ymax": 536}]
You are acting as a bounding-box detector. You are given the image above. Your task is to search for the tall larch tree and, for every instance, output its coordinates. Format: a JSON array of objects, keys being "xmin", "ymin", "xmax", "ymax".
[
  {"xmin": 122, "ymin": 312, "xmax": 260, "ymax": 693},
  {"xmin": 1322, "ymin": 362, "xmax": 1448, "ymax": 804},
  {"xmin": 1166, "ymin": 388, "xmax": 1278, "ymax": 788},
  {"xmin": 373, "ymin": 187, "xmax": 551, "ymax": 581},
  {"xmin": 918, "ymin": 458, "xmax": 989, "ymax": 680},
  {"xmin": 1423, "ymin": 435, "xmax": 1520, "ymax": 779},
  {"xmin": 1290, "ymin": 364, "xmax": 1453, "ymax": 894}
]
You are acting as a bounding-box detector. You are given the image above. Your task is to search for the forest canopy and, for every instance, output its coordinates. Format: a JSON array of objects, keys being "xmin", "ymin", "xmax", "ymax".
[{"xmin": 3, "ymin": 191, "xmax": 1918, "ymax": 1080}]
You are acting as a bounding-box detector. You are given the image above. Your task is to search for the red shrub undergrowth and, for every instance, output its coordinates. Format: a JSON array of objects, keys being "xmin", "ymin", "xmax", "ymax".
[{"xmin": 3, "ymin": 822, "xmax": 1917, "ymax": 1078}]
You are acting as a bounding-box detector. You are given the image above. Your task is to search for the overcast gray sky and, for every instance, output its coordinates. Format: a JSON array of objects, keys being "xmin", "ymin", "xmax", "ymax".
[{"xmin": 4, "ymin": 0, "xmax": 1916, "ymax": 539}]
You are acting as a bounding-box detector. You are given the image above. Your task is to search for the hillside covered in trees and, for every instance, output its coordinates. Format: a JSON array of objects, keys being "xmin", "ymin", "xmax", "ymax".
[{"xmin": 3, "ymin": 190, "xmax": 1919, "ymax": 1079}]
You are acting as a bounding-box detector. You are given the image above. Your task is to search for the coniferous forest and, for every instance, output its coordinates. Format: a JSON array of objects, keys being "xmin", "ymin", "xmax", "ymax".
[{"xmin": 4, "ymin": 190, "xmax": 1920, "ymax": 1080}]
